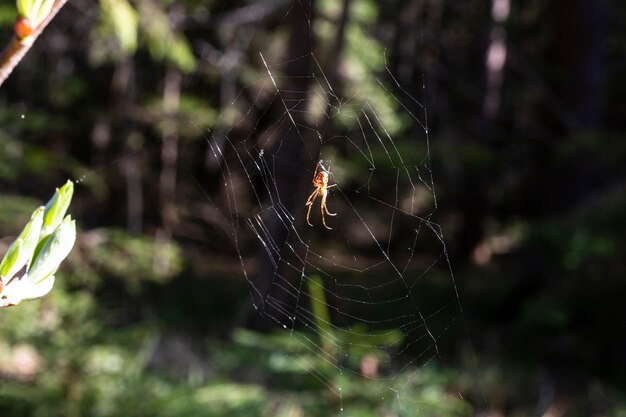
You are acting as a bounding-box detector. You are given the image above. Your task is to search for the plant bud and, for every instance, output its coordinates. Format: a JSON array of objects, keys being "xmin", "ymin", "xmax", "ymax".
[
  {"xmin": 42, "ymin": 180, "xmax": 74, "ymax": 239},
  {"xmin": 0, "ymin": 207, "xmax": 43, "ymax": 281},
  {"xmin": 28, "ymin": 216, "xmax": 76, "ymax": 284},
  {"xmin": 14, "ymin": 16, "xmax": 33, "ymax": 40}
]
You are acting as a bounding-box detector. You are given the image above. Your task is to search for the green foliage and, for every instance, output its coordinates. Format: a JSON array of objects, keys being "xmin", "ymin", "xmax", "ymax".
[
  {"xmin": 214, "ymin": 328, "xmax": 470, "ymax": 417},
  {"xmin": 1, "ymin": 182, "xmax": 75, "ymax": 306},
  {"xmin": 307, "ymin": 275, "xmax": 333, "ymax": 353},
  {"xmin": 0, "ymin": 132, "xmax": 88, "ymax": 187},
  {"xmin": 144, "ymin": 93, "xmax": 219, "ymax": 139},
  {"xmin": 87, "ymin": 229, "xmax": 182, "ymax": 289},
  {"xmin": 0, "ymin": 195, "xmax": 42, "ymax": 232},
  {"xmin": 136, "ymin": 0, "xmax": 195, "ymax": 72},
  {"xmin": 16, "ymin": 0, "xmax": 54, "ymax": 25},
  {"xmin": 99, "ymin": 0, "xmax": 138, "ymax": 54},
  {"xmin": 316, "ymin": 0, "xmax": 407, "ymax": 136},
  {"xmin": 0, "ymin": 207, "xmax": 42, "ymax": 279},
  {"xmin": 91, "ymin": 0, "xmax": 195, "ymax": 71},
  {"xmin": 0, "ymin": 294, "xmax": 468, "ymax": 417},
  {"xmin": 0, "ymin": 4, "xmax": 17, "ymax": 25},
  {"xmin": 0, "ymin": 247, "xmax": 464, "ymax": 416}
]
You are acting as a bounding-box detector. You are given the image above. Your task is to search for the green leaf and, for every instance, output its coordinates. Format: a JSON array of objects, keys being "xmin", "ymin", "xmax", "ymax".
[
  {"xmin": 19, "ymin": 206, "xmax": 44, "ymax": 267},
  {"xmin": 138, "ymin": 0, "xmax": 195, "ymax": 72},
  {"xmin": 1, "ymin": 273, "xmax": 56, "ymax": 302},
  {"xmin": 0, "ymin": 206, "xmax": 43, "ymax": 280},
  {"xmin": 16, "ymin": 0, "xmax": 33, "ymax": 17},
  {"xmin": 42, "ymin": 180, "xmax": 74, "ymax": 238},
  {"xmin": 31, "ymin": 0, "xmax": 54, "ymax": 25},
  {"xmin": 100, "ymin": 0, "xmax": 138, "ymax": 54},
  {"xmin": 28, "ymin": 215, "xmax": 76, "ymax": 284},
  {"xmin": 16, "ymin": 0, "xmax": 54, "ymax": 25},
  {"xmin": 0, "ymin": 237, "xmax": 23, "ymax": 279},
  {"xmin": 167, "ymin": 35, "xmax": 195, "ymax": 73}
]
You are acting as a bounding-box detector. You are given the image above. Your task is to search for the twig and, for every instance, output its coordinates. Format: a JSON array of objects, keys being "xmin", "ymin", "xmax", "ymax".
[{"xmin": 0, "ymin": 0, "xmax": 70, "ymax": 87}]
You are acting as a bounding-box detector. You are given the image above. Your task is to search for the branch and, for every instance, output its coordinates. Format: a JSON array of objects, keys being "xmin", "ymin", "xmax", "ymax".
[{"xmin": 0, "ymin": 0, "xmax": 70, "ymax": 87}]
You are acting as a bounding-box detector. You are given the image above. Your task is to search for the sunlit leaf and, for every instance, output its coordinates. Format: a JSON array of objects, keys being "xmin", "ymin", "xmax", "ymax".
[
  {"xmin": 42, "ymin": 180, "xmax": 73, "ymax": 238},
  {"xmin": 28, "ymin": 215, "xmax": 76, "ymax": 284},
  {"xmin": 137, "ymin": 0, "xmax": 195, "ymax": 72},
  {"xmin": 100, "ymin": 0, "xmax": 138, "ymax": 53},
  {"xmin": 0, "ymin": 206, "xmax": 43, "ymax": 280}
]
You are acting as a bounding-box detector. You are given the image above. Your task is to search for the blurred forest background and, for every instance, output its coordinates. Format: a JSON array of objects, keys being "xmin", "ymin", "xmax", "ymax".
[{"xmin": 1, "ymin": 0, "xmax": 625, "ymax": 416}]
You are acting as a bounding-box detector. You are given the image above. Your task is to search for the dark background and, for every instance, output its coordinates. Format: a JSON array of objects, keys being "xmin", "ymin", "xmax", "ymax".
[{"xmin": 0, "ymin": 0, "xmax": 624, "ymax": 416}]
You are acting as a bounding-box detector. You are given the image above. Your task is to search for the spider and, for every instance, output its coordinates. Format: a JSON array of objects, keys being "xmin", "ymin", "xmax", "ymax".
[{"xmin": 305, "ymin": 162, "xmax": 337, "ymax": 230}]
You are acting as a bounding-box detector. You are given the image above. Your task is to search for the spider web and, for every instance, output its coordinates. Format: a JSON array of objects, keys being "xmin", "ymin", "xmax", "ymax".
[
  {"xmin": 44, "ymin": 3, "xmax": 476, "ymax": 412},
  {"xmin": 193, "ymin": 50, "xmax": 469, "ymax": 413}
]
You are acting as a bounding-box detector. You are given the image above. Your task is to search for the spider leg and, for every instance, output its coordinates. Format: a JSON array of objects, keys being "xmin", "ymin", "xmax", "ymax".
[
  {"xmin": 305, "ymin": 189, "xmax": 318, "ymax": 206},
  {"xmin": 320, "ymin": 194, "xmax": 333, "ymax": 230},
  {"xmin": 322, "ymin": 192, "xmax": 336, "ymax": 216},
  {"xmin": 305, "ymin": 190, "xmax": 318, "ymax": 226}
]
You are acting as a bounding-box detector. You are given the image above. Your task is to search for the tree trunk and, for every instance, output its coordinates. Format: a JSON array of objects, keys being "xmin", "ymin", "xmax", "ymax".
[
  {"xmin": 245, "ymin": 0, "xmax": 319, "ymax": 329},
  {"xmin": 154, "ymin": 67, "xmax": 182, "ymax": 275}
]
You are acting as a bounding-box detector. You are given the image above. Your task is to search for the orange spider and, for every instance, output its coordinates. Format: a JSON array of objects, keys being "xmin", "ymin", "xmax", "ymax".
[{"xmin": 305, "ymin": 162, "xmax": 337, "ymax": 230}]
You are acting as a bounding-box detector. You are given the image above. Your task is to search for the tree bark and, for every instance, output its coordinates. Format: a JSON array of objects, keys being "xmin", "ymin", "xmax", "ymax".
[
  {"xmin": 246, "ymin": 0, "xmax": 319, "ymax": 329},
  {"xmin": 154, "ymin": 66, "xmax": 182, "ymax": 275}
]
